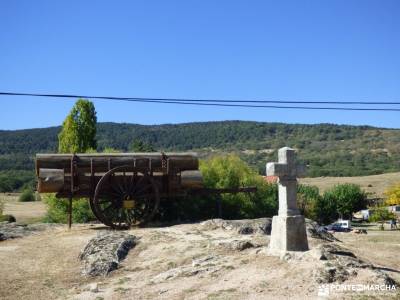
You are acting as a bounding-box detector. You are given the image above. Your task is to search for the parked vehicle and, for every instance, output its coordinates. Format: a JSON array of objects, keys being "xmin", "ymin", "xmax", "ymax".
[{"xmin": 324, "ymin": 220, "xmax": 352, "ymax": 232}]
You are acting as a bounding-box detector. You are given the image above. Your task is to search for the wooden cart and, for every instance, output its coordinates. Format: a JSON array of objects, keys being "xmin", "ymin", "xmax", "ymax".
[{"xmin": 36, "ymin": 153, "xmax": 256, "ymax": 229}]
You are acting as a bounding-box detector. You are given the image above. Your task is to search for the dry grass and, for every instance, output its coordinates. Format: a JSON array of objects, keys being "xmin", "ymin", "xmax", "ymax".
[
  {"xmin": 299, "ymin": 172, "xmax": 400, "ymax": 198},
  {"xmin": 1, "ymin": 193, "xmax": 46, "ymax": 223}
]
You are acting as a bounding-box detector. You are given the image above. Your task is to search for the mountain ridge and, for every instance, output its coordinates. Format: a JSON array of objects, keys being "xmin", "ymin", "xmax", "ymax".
[{"xmin": 0, "ymin": 120, "xmax": 399, "ymax": 192}]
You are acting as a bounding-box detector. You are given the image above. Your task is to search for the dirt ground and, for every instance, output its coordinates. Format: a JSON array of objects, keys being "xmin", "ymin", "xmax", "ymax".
[
  {"xmin": 0, "ymin": 221, "xmax": 399, "ymax": 300},
  {"xmin": 1, "ymin": 190, "xmax": 400, "ymax": 299}
]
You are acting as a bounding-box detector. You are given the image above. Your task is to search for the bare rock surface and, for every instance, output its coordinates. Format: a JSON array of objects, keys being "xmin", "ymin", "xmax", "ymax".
[
  {"xmin": 310, "ymin": 243, "xmax": 397, "ymax": 286},
  {"xmin": 200, "ymin": 218, "xmax": 272, "ymax": 234},
  {"xmin": 79, "ymin": 231, "xmax": 137, "ymax": 276},
  {"xmin": 201, "ymin": 218, "xmax": 337, "ymax": 243},
  {"xmin": 0, "ymin": 222, "xmax": 60, "ymax": 241},
  {"xmin": 151, "ymin": 255, "xmax": 232, "ymax": 284},
  {"xmin": 1, "ymin": 220, "xmax": 399, "ymax": 300}
]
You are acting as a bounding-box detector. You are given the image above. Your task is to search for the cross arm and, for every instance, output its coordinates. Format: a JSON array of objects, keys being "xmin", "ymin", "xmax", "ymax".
[
  {"xmin": 266, "ymin": 162, "xmax": 306, "ymax": 178},
  {"xmin": 266, "ymin": 162, "xmax": 287, "ymax": 177}
]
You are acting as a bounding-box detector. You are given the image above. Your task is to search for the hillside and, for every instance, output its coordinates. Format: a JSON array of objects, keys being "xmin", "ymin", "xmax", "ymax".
[
  {"xmin": 299, "ymin": 172, "xmax": 400, "ymax": 198},
  {"xmin": 1, "ymin": 121, "xmax": 400, "ymax": 191}
]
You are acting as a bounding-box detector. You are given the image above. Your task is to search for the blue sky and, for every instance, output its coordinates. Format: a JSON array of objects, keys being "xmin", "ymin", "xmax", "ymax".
[{"xmin": 0, "ymin": 0, "xmax": 399, "ymax": 130}]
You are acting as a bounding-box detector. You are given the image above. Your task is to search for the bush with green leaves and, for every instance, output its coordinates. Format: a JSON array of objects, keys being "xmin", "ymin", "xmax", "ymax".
[
  {"xmin": 0, "ymin": 197, "xmax": 4, "ymax": 215},
  {"xmin": 157, "ymin": 155, "xmax": 278, "ymax": 222},
  {"xmin": 312, "ymin": 193, "xmax": 338, "ymax": 225},
  {"xmin": 0, "ymin": 214, "xmax": 16, "ymax": 222},
  {"xmin": 19, "ymin": 189, "xmax": 36, "ymax": 202},
  {"xmin": 323, "ymin": 183, "xmax": 367, "ymax": 220},
  {"xmin": 297, "ymin": 184, "xmax": 321, "ymax": 221},
  {"xmin": 43, "ymin": 194, "xmax": 95, "ymax": 223},
  {"xmin": 200, "ymin": 155, "xmax": 278, "ymax": 219}
]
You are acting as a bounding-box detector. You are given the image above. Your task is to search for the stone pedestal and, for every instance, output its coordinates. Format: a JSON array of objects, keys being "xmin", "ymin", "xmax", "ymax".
[
  {"xmin": 266, "ymin": 147, "xmax": 309, "ymax": 257},
  {"xmin": 268, "ymin": 215, "xmax": 309, "ymax": 256}
]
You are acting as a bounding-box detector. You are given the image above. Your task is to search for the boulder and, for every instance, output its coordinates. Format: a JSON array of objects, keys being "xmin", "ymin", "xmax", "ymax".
[{"xmin": 79, "ymin": 231, "xmax": 136, "ymax": 276}]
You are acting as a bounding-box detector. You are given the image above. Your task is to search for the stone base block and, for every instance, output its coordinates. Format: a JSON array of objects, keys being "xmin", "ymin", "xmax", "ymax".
[{"xmin": 268, "ymin": 215, "xmax": 308, "ymax": 256}]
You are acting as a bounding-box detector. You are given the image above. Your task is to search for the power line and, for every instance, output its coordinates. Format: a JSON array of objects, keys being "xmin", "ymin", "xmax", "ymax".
[
  {"xmin": 1, "ymin": 91, "xmax": 400, "ymax": 111},
  {"xmin": 1, "ymin": 91, "xmax": 400, "ymax": 105}
]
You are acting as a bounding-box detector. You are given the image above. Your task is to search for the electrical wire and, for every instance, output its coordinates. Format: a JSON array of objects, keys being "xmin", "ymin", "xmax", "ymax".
[{"xmin": 1, "ymin": 91, "xmax": 400, "ymax": 111}]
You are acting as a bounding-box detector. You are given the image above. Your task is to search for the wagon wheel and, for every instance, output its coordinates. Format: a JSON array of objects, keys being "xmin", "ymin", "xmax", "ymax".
[{"xmin": 93, "ymin": 165, "xmax": 160, "ymax": 229}]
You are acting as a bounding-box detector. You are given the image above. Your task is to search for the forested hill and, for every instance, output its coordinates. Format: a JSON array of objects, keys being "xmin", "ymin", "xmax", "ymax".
[{"xmin": 1, "ymin": 121, "xmax": 400, "ymax": 191}]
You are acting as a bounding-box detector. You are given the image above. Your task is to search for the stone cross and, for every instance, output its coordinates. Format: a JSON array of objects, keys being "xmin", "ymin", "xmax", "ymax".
[
  {"xmin": 266, "ymin": 147, "xmax": 308, "ymax": 255},
  {"xmin": 266, "ymin": 147, "xmax": 304, "ymax": 217}
]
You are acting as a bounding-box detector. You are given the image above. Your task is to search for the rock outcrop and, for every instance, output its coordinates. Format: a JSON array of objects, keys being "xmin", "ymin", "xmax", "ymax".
[
  {"xmin": 0, "ymin": 222, "xmax": 59, "ymax": 241},
  {"xmin": 151, "ymin": 255, "xmax": 233, "ymax": 284},
  {"xmin": 79, "ymin": 231, "xmax": 137, "ymax": 276},
  {"xmin": 305, "ymin": 219, "xmax": 338, "ymax": 242},
  {"xmin": 312, "ymin": 243, "xmax": 397, "ymax": 286},
  {"xmin": 200, "ymin": 218, "xmax": 272, "ymax": 235}
]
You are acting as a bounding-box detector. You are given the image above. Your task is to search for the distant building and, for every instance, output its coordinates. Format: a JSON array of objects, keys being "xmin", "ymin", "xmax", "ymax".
[
  {"xmin": 360, "ymin": 209, "xmax": 370, "ymax": 220},
  {"xmin": 356, "ymin": 206, "xmax": 400, "ymax": 221},
  {"xmin": 388, "ymin": 205, "xmax": 400, "ymax": 216}
]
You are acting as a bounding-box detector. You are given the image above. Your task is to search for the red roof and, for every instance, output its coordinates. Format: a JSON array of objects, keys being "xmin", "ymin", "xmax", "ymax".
[{"xmin": 263, "ymin": 176, "xmax": 278, "ymax": 183}]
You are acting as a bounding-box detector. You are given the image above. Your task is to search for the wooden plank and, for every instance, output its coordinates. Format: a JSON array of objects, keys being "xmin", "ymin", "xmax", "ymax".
[{"xmin": 36, "ymin": 152, "xmax": 199, "ymax": 172}]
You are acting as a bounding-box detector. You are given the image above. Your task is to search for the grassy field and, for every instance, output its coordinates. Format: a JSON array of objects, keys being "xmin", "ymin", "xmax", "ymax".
[{"xmin": 300, "ymin": 171, "xmax": 400, "ymax": 198}]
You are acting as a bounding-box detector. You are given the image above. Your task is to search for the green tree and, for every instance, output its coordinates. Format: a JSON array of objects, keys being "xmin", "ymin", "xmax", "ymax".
[
  {"xmin": 58, "ymin": 99, "xmax": 97, "ymax": 153},
  {"xmin": 297, "ymin": 185, "xmax": 321, "ymax": 221},
  {"xmin": 53, "ymin": 99, "xmax": 97, "ymax": 223},
  {"xmin": 323, "ymin": 184, "xmax": 367, "ymax": 220},
  {"xmin": 313, "ymin": 195, "xmax": 338, "ymax": 225}
]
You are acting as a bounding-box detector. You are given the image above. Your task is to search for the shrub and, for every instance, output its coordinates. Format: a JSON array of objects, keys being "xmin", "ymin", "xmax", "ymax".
[
  {"xmin": 0, "ymin": 197, "xmax": 4, "ymax": 215},
  {"xmin": 43, "ymin": 194, "xmax": 95, "ymax": 223},
  {"xmin": 157, "ymin": 155, "xmax": 278, "ymax": 222},
  {"xmin": 200, "ymin": 155, "xmax": 278, "ymax": 220},
  {"xmin": 0, "ymin": 214, "xmax": 16, "ymax": 222},
  {"xmin": 19, "ymin": 189, "xmax": 36, "ymax": 202}
]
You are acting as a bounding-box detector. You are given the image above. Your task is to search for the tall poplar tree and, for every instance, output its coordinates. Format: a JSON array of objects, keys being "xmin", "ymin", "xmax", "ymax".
[{"xmin": 58, "ymin": 99, "xmax": 97, "ymax": 153}]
